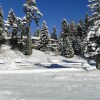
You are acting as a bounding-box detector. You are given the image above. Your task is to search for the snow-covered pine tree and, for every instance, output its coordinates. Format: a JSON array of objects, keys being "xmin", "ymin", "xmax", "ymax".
[
  {"xmin": 62, "ymin": 37, "xmax": 74, "ymax": 58},
  {"xmin": 59, "ymin": 18, "xmax": 74, "ymax": 58},
  {"xmin": 23, "ymin": 0, "xmax": 42, "ymax": 55},
  {"xmin": 83, "ymin": 13, "xmax": 90, "ymax": 38},
  {"xmin": 70, "ymin": 21, "xmax": 76, "ymax": 37},
  {"xmin": 70, "ymin": 21, "xmax": 77, "ymax": 46},
  {"xmin": 7, "ymin": 8, "xmax": 16, "ymax": 26},
  {"xmin": 79, "ymin": 13, "xmax": 90, "ymax": 55},
  {"xmin": 0, "ymin": 6, "xmax": 4, "ymax": 36},
  {"xmin": 0, "ymin": 6, "xmax": 5, "ymax": 46},
  {"xmin": 74, "ymin": 36, "xmax": 85, "ymax": 55},
  {"xmin": 34, "ymin": 28, "xmax": 40, "ymax": 37},
  {"xmin": 77, "ymin": 19, "xmax": 84, "ymax": 39},
  {"xmin": 11, "ymin": 24, "xmax": 18, "ymax": 49},
  {"xmin": 51, "ymin": 26, "xmax": 57, "ymax": 40},
  {"xmin": 7, "ymin": 8, "xmax": 18, "ymax": 49},
  {"xmin": 60, "ymin": 18, "xmax": 70, "ymax": 37},
  {"xmin": 24, "ymin": 27, "xmax": 32, "ymax": 55},
  {"xmin": 74, "ymin": 19, "xmax": 86, "ymax": 55},
  {"xmin": 23, "ymin": 0, "xmax": 43, "ymax": 26},
  {"xmin": 39, "ymin": 21, "xmax": 50, "ymax": 51},
  {"xmin": 87, "ymin": 0, "xmax": 100, "ymax": 69}
]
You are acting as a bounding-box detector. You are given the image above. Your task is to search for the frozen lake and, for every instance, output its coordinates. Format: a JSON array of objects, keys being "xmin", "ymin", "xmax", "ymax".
[{"xmin": 0, "ymin": 70, "xmax": 100, "ymax": 100}]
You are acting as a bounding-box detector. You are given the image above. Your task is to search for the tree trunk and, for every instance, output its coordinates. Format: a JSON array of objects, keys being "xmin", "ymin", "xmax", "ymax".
[{"xmin": 96, "ymin": 54, "xmax": 100, "ymax": 70}]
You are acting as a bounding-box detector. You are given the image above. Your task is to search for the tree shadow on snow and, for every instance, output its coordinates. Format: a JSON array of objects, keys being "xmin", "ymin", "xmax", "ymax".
[
  {"xmin": 62, "ymin": 60, "xmax": 79, "ymax": 63},
  {"xmin": 43, "ymin": 64, "xmax": 69, "ymax": 69}
]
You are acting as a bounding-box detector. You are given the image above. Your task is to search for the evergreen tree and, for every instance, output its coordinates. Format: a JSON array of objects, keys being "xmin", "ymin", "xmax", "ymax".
[
  {"xmin": 34, "ymin": 28, "xmax": 40, "ymax": 37},
  {"xmin": 74, "ymin": 20, "xmax": 86, "ymax": 55},
  {"xmin": 11, "ymin": 24, "xmax": 18, "ymax": 49},
  {"xmin": 74, "ymin": 36, "xmax": 85, "ymax": 55},
  {"xmin": 70, "ymin": 21, "xmax": 76, "ymax": 36},
  {"xmin": 87, "ymin": 0, "xmax": 100, "ymax": 69},
  {"xmin": 51, "ymin": 26, "xmax": 57, "ymax": 40},
  {"xmin": 24, "ymin": 27, "xmax": 32, "ymax": 55},
  {"xmin": 0, "ymin": 6, "xmax": 4, "ymax": 36},
  {"xmin": 77, "ymin": 19, "xmax": 84, "ymax": 39},
  {"xmin": 39, "ymin": 21, "xmax": 50, "ymax": 51},
  {"xmin": 0, "ymin": 6, "xmax": 5, "ymax": 46},
  {"xmin": 23, "ymin": 0, "xmax": 42, "ymax": 55},
  {"xmin": 60, "ymin": 18, "xmax": 70, "ymax": 38},
  {"xmin": 7, "ymin": 9, "xmax": 18, "ymax": 49},
  {"xmin": 88, "ymin": 0, "xmax": 100, "ymax": 21},
  {"xmin": 70, "ymin": 21, "xmax": 77, "ymax": 45},
  {"xmin": 7, "ymin": 8, "xmax": 16, "ymax": 26},
  {"xmin": 61, "ymin": 37, "xmax": 74, "ymax": 58},
  {"xmin": 83, "ymin": 13, "xmax": 90, "ymax": 38},
  {"xmin": 59, "ymin": 18, "xmax": 74, "ymax": 58}
]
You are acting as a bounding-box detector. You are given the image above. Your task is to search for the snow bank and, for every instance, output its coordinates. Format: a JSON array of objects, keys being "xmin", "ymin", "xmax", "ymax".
[{"xmin": 0, "ymin": 45, "xmax": 95, "ymax": 71}]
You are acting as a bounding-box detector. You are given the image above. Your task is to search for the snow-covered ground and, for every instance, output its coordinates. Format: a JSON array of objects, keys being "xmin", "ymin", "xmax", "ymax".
[
  {"xmin": 0, "ymin": 70, "xmax": 100, "ymax": 100},
  {"xmin": 0, "ymin": 45, "xmax": 96, "ymax": 70},
  {"xmin": 0, "ymin": 45, "xmax": 98, "ymax": 100}
]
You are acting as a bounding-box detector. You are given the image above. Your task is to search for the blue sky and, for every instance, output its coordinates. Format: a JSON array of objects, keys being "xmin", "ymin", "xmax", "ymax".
[{"xmin": 0, "ymin": 0, "xmax": 89, "ymax": 35}]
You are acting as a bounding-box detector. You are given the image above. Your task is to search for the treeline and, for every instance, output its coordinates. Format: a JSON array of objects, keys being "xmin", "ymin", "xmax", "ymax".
[
  {"xmin": 34, "ymin": 13, "xmax": 90, "ymax": 58},
  {"xmin": 0, "ymin": 0, "xmax": 42, "ymax": 56}
]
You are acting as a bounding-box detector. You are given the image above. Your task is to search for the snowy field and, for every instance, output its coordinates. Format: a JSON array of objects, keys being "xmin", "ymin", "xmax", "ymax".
[
  {"xmin": 0, "ymin": 45, "xmax": 98, "ymax": 100},
  {"xmin": 0, "ymin": 45, "xmax": 96, "ymax": 70},
  {"xmin": 0, "ymin": 70, "xmax": 100, "ymax": 100}
]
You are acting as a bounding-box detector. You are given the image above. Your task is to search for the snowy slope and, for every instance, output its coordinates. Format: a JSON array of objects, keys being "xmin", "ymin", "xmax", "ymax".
[{"xmin": 0, "ymin": 45, "xmax": 96, "ymax": 70}]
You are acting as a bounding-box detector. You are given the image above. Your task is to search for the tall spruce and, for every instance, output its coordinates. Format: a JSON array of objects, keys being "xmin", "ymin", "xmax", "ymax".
[
  {"xmin": 0, "ymin": 6, "xmax": 5, "ymax": 46},
  {"xmin": 59, "ymin": 18, "xmax": 74, "ymax": 58},
  {"xmin": 34, "ymin": 28, "xmax": 40, "ymax": 37},
  {"xmin": 7, "ymin": 9, "xmax": 18, "ymax": 49},
  {"xmin": 83, "ymin": 13, "xmax": 90, "ymax": 38},
  {"xmin": 24, "ymin": 27, "xmax": 32, "ymax": 55},
  {"xmin": 51, "ymin": 26, "xmax": 57, "ymax": 40},
  {"xmin": 87, "ymin": 0, "xmax": 100, "ymax": 69},
  {"xmin": 39, "ymin": 21, "xmax": 50, "ymax": 51},
  {"xmin": 70, "ymin": 21, "xmax": 77, "ymax": 45},
  {"xmin": 70, "ymin": 21, "xmax": 76, "ymax": 37},
  {"xmin": 23, "ymin": 0, "xmax": 42, "ymax": 55},
  {"xmin": 77, "ymin": 19, "xmax": 84, "ymax": 39},
  {"xmin": 7, "ymin": 8, "xmax": 16, "ymax": 26},
  {"xmin": 74, "ymin": 19, "xmax": 85, "ymax": 55},
  {"xmin": 0, "ymin": 6, "xmax": 4, "ymax": 35}
]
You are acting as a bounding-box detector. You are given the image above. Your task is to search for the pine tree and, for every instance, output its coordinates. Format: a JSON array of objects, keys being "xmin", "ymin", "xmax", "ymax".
[
  {"xmin": 77, "ymin": 19, "xmax": 84, "ymax": 39},
  {"xmin": 39, "ymin": 21, "xmax": 50, "ymax": 51},
  {"xmin": 7, "ymin": 8, "xmax": 16, "ymax": 26},
  {"xmin": 70, "ymin": 21, "xmax": 77, "ymax": 46},
  {"xmin": 88, "ymin": 0, "xmax": 100, "ymax": 21},
  {"xmin": 83, "ymin": 13, "xmax": 90, "ymax": 38},
  {"xmin": 7, "ymin": 9, "xmax": 19, "ymax": 49},
  {"xmin": 74, "ymin": 20, "xmax": 86, "ymax": 55},
  {"xmin": 0, "ymin": 6, "xmax": 4, "ymax": 36},
  {"xmin": 51, "ymin": 26, "xmax": 57, "ymax": 40},
  {"xmin": 61, "ymin": 37, "xmax": 74, "ymax": 58},
  {"xmin": 0, "ymin": 6, "xmax": 5, "ymax": 46},
  {"xmin": 22, "ymin": 0, "xmax": 42, "ymax": 55},
  {"xmin": 74, "ymin": 36, "xmax": 85, "ymax": 55},
  {"xmin": 60, "ymin": 18, "xmax": 70, "ymax": 38},
  {"xmin": 11, "ymin": 24, "xmax": 18, "ymax": 49},
  {"xmin": 24, "ymin": 27, "xmax": 32, "ymax": 55},
  {"xmin": 23, "ymin": 0, "xmax": 43, "ymax": 26},
  {"xmin": 59, "ymin": 18, "xmax": 74, "ymax": 58},
  {"xmin": 34, "ymin": 28, "xmax": 40, "ymax": 37},
  {"xmin": 70, "ymin": 21, "xmax": 76, "ymax": 36},
  {"xmin": 87, "ymin": 0, "xmax": 100, "ymax": 69}
]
